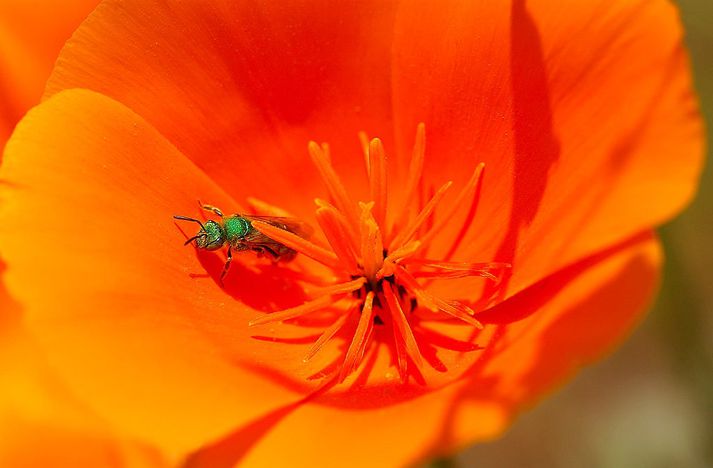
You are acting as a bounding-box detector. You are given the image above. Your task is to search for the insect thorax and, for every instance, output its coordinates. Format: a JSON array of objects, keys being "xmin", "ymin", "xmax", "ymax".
[{"xmin": 223, "ymin": 216, "xmax": 252, "ymax": 243}]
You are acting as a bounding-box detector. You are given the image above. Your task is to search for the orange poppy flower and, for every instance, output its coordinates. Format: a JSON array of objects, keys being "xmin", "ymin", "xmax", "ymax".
[{"xmin": 0, "ymin": 0, "xmax": 704, "ymax": 466}]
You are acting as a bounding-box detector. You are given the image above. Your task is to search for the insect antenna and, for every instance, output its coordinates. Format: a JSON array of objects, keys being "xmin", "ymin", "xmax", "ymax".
[
  {"xmin": 183, "ymin": 234, "xmax": 206, "ymax": 246},
  {"xmin": 173, "ymin": 215, "xmax": 206, "ymax": 230}
]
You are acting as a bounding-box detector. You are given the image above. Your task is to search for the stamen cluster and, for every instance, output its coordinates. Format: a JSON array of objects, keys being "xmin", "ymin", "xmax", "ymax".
[{"xmin": 249, "ymin": 124, "xmax": 509, "ymax": 383}]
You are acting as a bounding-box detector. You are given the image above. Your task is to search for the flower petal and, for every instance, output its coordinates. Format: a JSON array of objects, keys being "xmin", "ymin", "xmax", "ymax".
[
  {"xmin": 182, "ymin": 231, "xmax": 661, "ymax": 467},
  {"xmin": 0, "ymin": 89, "xmax": 308, "ymax": 457},
  {"xmin": 183, "ymin": 357, "xmax": 507, "ymax": 468},
  {"xmin": 46, "ymin": 0, "xmax": 399, "ymax": 216},
  {"xmin": 0, "ymin": 325, "xmax": 164, "ymax": 468},
  {"xmin": 391, "ymin": 0, "xmax": 702, "ymax": 296},
  {"xmin": 0, "ymin": 0, "xmax": 98, "ymax": 151},
  {"xmin": 1, "ymin": 267, "xmax": 162, "ymax": 466}
]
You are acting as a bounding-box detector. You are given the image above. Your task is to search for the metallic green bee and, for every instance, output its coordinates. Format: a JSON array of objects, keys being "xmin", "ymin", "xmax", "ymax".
[{"xmin": 174, "ymin": 203, "xmax": 311, "ymax": 283}]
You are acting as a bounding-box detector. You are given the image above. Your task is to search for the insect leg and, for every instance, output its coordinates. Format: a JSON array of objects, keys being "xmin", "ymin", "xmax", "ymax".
[
  {"xmin": 261, "ymin": 246, "xmax": 281, "ymax": 262},
  {"xmin": 198, "ymin": 200, "xmax": 224, "ymax": 217},
  {"xmin": 219, "ymin": 247, "xmax": 233, "ymax": 286}
]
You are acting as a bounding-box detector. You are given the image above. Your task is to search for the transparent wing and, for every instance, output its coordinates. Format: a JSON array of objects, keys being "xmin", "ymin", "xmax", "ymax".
[
  {"xmin": 228, "ymin": 214, "xmax": 312, "ymax": 260},
  {"xmin": 241, "ymin": 214, "xmax": 314, "ymax": 241}
]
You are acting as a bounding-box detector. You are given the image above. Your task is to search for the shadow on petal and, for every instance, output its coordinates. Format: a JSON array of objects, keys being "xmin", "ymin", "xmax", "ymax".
[
  {"xmin": 182, "ymin": 376, "xmax": 339, "ymax": 468},
  {"xmin": 489, "ymin": 0, "xmax": 561, "ymax": 299},
  {"xmin": 476, "ymin": 231, "xmax": 652, "ymax": 326}
]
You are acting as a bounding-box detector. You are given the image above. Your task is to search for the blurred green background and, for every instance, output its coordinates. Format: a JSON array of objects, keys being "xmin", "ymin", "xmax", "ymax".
[{"xmin": 448, "ymin": 1, "xmax": 713, "ymax": 467}]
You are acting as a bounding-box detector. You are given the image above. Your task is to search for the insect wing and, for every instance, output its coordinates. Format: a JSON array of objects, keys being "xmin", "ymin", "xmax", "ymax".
[
  {"xmin": 242, "ymin": 215, "xmax": 314, "ymax": 240},
  {"xmin": 232, "ymin": 215, "xmax": 310, "ymax": 260}
]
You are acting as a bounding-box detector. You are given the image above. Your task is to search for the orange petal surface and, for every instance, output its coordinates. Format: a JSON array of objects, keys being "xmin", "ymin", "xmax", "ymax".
[
  {"xmin": 0, "ymin": 0, "xmax": 98, "ymax": 151},
  {"xmin": 45, "ymin": 0, "xmax": 703, "ymax": 303},
  {"xmin": 391, "ymin": 0, "xmax": 703, "ymax": 297},
  {"xmin": 1, "ymin": 259, "xmax": 163, "ymax": 467},
  {"xmin": 0, "ymin": 325, "xmax": 165, "ymax": 468},
  {"xmin": 0, "ymin": 0, "xmax": 701, "ymax": 464},
  {"xmin": 184, "ymin": 232, "xmax": 661, "ymax": 467},
  {"xmin": 0, "ymin": 89, "xmax": 312, "ymax": 457},
  {"xmin": 46, "ymin": 0, "xmax": 400, "ymax": 217}
]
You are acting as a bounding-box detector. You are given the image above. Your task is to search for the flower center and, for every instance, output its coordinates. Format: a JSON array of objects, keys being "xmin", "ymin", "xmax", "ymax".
[
  {"xmin": 248, "ymin": 124, "xmax": 510, "ymax": 383},
  {"xmin": 351, "ymin": 272, "xmax": 414, "ymax": 325}
]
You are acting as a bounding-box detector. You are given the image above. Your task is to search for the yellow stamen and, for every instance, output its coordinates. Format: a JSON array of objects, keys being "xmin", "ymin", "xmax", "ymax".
[
  {"xmin": 249, "ymin": 295, "xmax": 335, "ymax": 326},
  {"xmin": 383, "ymin": 282, "xmax": 424, "ymax": 369},
  {"xmin": 406, "ymin": 259, "xmax": 511, "ymax": 281},
  {"xmin": 357, "ymin": 316, "xmax": 374, "ymax": 367},
  {"xmin": 339, "ymin": 292, "xmax": 375, "ymax": 382},
  {"xmin": 315, "ymin": 206, "xmax": 360, "ymax": 274},
  {"xmin": 422, "ymin": 184, "xmax": 436, "ymax": 236},
  {"xmin": 303, "ymin": 311, "xmax": 352, "ymax": 362},
  {"xmin": 377, "ymin": 240, "xmax": 422, "ymax": 279},
  {"xmin": 431, "ymin": 297, "xmax": 483, "ymax": 328},
  {"xmin": 417, "ymin": 163, "xmax": 485, "ymax": 250},
  {"xmin": 443, "ymin": 164, "xmax": 486, "ymax": 261},
  {"xmin": 358, "ymin": 202, "xmax": 384, "ymax": 280},
  {"xmin": 315, "ymin": 198, "xmax": 360, "ymax": 250},
  {"xmin": 321, "ymin": 142, "xmax": 331, "ymax": 163},
  {"xmin": 395, "ymin": 266, "xmax": 483, "ymax": 328},
  {"xmin": 303, "ymin": 277, "xmax": 366, "ymax": 297},
  {"xmin": 245, "ymin": 196, "xmax": 294, "ymax": 217},
  {"xmin": 389, "ymin": 180, "xmax": 453, "ymax": 252},
  {"xmin": 251, "ymin": 220, "xmax": 341, "ymax": 269},
  {"xmin": 308, "ymin": 141, "xmax": 360, "ymax": 230},
  {"xmin": 358, "ymin": 131, "xmax": 370, "ymax": 171},
  {"xmin": 393, "ymin": 327, "xmax": 408, "ymax": 383},
  {"xmin": 367, "ymin": 138, "xmax": 388, "ymax": 231},
  {"xmin": 385, "ymin": 240, "xmax": 422, "ymax": 264}
]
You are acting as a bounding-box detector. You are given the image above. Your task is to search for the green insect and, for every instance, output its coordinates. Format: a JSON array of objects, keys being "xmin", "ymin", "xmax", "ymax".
[{"xmin": 174, "ymin": 203, "xmax": 311, "ymax": 283}]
